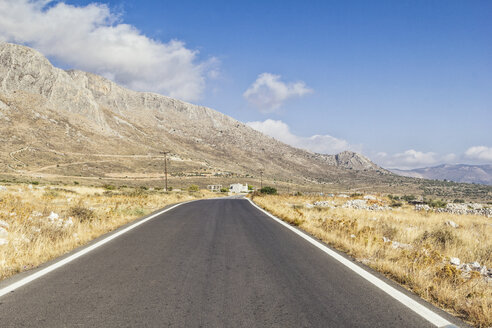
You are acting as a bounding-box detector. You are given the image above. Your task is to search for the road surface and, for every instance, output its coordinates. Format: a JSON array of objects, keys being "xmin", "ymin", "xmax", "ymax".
[{"xmin": 0, "ymin": 198, "xmax": 462, "ymax": 327}]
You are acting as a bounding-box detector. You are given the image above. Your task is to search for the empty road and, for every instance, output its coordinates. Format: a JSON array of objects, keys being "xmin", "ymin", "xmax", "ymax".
[{"xmin": 0, "ymin": 198, "xmax": 461, "ymax": 327}]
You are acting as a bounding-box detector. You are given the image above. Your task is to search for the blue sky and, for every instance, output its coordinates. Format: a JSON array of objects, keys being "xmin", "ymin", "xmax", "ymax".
[{"xmin": 1, "ymin": 0, "xmax": 491, "ymax": 168}]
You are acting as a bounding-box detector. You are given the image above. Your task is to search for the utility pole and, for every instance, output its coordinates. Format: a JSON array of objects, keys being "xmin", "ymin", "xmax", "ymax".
[{"xmin": 161, "ymin": 151, "xmax": 170, "ymax": 191}]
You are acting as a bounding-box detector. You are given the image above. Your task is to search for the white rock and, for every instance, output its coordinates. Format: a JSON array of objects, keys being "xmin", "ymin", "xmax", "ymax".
[
  {"xmin": 28, "ymin": 184, "xmax": 33, "ymax": 189},
  {"xmin": 459, "ymin": 264, "xmax": 471, "ymax": 272},
  {"xmin": 450, "ymin": 257, "xmax": 461, "ymax": 266},
  {"xmin": 350, "ymin": 234, "xmax": 356, "ymax": 238},
  {"xmin": 369, "ymin": 217, "xmax": 378, "ymax": 221},
  {"xmin": 0, "ymin": 238, "xmax": 8, "ymax": 246},
  {"xmin": 445, "ymin": 220, "xmax": 459, "ymax": 228},
  {"xmin": 48, "ymin": 212, "xmax": 59, "ymax": 220},
  {"xmin": 64, "ymin": 217, "xmax": 74, "ymax": 228},
  {"xmin": 0, "ymin": 219, "xmax": 9, "ymax": 229},
  {"xmin": 31, "ymin": 226, "xmax": 41, "ymax": 233},
  {"xmin": 382, "ymin": 237, "xmax": 391, "ymax": 243},
  {"xmin": 391, "ymin": 241, "xmax": 412, "ymax": 249},
  {"xmin": 0, "ymin": 185, "xmax": 6, "ymax": 191},
  {"xmin": 32, "ymin": 211, "xmax": 43, "ymax": 217},
  {"xmin": 338, "ymin": 194, "xmax": 349, "ymax": 198},
  {"xmin": 0, "ymin": 227, "xmax": 8, "ymax": 238},
  {"xmin": 471, "ymin": 262, "xmax": 481, "ymax": 270},
  {"xmin": 305, "ymin": 203, "xmax": 314, "ymax": 209},
  {"xmin": 363, "ymin": 195, "xmax": 377, "ymax": 200}
]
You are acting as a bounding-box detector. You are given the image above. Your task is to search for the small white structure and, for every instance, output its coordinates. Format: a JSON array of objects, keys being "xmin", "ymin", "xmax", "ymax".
[
  {"xmin": 230, "ymin": 183, "xmax": 248, "ymax": 193},
  {"xmin": 207, "ymin": 184, "xmax": 223, "ymax": 192}
]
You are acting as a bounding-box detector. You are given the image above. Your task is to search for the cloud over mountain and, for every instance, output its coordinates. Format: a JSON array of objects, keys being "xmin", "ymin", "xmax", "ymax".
[
  {"xmin": 246, "ymin": 119, "xmax": 354, "ymax": 154},
  {"xmin": 0, "ymin": 0, "xmax": 215, "ymax": 101},
  {"xmin": 243, "ymin": 73, "xmax": 312, "ymax": 112},
  {"xmin": 465, "ymin": 146, "xmax": 492, "ymax": 162}
]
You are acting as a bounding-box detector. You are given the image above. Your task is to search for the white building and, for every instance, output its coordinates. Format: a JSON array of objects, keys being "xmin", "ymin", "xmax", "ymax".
[{"xmin": 229, "ymin": 183, "xmax": 248, "ymax": 193}]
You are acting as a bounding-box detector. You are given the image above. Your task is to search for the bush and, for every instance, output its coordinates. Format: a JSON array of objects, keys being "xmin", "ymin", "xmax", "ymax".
[
  {"xmin": 188, "ymin": 185, "xmax": 199, "ymax": 192},
  {"xmin": 103, "ymin": 184, "xmax": 115, "ymax": 190},
  {"xmin": 390, "ymin": 201, "xmax": 403, "ymax": 208},
  {"xmin": 73, "ymin": 181, "xmax": 79, "ymax": 185},
  {"xmin": 401, "ymin": 195, "xmax": 416, "ymax": 202},
  {"xmin": 248, "ymin": 185, "xmax": 254, "ymax": 191},
  {"xmin": 31, "ymin": 181, "xmax": 40, "ymax": 185},
  {"xmin": 418, "ymin": 228, "xmax": 461, "ymax": 249},
  {"xmin": 68, "ymin": 206, "xmax": 94, "ymax": 222},
  {"xmin": 428, "ymin": 199, "xmax": 447, "ymax": 208},
  {"xmin": 453, "ymin": 199, "xmax": 465, "ymax": 203},
  {"xmin": 220, "ymin": 187, "xmax": 228, "ymax": 193},
  {"xmin": 260, "ymin": 186, "xmax": 277, "ymax": 195}
]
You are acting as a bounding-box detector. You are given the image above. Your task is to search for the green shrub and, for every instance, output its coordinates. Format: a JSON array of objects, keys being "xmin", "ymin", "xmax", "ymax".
[
  {"xmin": 220, "ymin": 187, "xmax": 228, "ymax": 192},
  {"xmin": 401, "ymin": 195, "xmax": 416, "ymax": 202},
  {"xmin": 103, "ymin": 184, "xmax": 115, "ymax": 190},
  {"xmin": 188, "ymin": 185, "xmax": 200, "ymax": 192},
  {"xmin": 260, "ymin": 186, "xmax": 277, "ymax": 194}
]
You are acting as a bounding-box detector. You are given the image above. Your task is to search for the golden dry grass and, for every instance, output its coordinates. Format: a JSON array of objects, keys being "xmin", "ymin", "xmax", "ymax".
[
  {"xmin": 0, "ymin": 184, "xmax": 219, "ymax": 281},
  {"xmin": 252, "ymin": 194, "xmax": 492, "ymax": 328}
]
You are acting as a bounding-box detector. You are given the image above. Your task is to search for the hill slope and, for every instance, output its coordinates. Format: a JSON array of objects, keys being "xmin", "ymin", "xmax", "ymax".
[
  {"xmin": 1, "ymin": 42, "xmax": 491, "ymax": 201},
  {"xmin": 391, "ymin": 164, "xmax": 492, "ymax": 185}
]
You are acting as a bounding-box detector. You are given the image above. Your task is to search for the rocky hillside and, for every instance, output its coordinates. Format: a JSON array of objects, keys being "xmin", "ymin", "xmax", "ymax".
[
  {"xmin": 391, "ymin": 164, "xmax": 492, "ymax": 185},
  {"xmin": 1, "ymin": 42, "xmax": 491, "ymax": 200}
]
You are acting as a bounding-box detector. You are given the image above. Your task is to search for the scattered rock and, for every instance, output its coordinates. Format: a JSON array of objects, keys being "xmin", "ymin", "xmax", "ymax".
[
  {"xmin": 471, "ymin": 262, "xmax": 481, "ymax": 270},
  {"xmin": 0, "ymin": 227, "xmax": 8, "ymax": 238},
  {"xmin": 415, "ymin": 204, "xmax": 431, "ymax": 211},
  {"xmin": 343, "ymin": 199, "xmax": 391, "ymax": 211},
  {"xmin": 450, "ymin": 257, "xmax": 461, "ymax": 266},
  {"xmin": 391, "ymin": 241, "xmax": 412, "ymax": 249},
  {"xmin": 313, "ymin": 200, "xmax": 336, "ymax": 208},
  {"xmin": 0, "ymin": 219, "xmax": 9, "ymax": 229},
  {"xmin": 350, "ymin": 234, "xmax": 356, "ymax": 238},
  {"xmin": 445, "ymin": 220, "xmax": 459, "ymax": 228},
  {"xmin": 363, "ymin": 195, "xmax": 377, "ymax": 200},
  {"xmin": 382, "ymin": 237, "xmax": 391, "ymax": 243}
]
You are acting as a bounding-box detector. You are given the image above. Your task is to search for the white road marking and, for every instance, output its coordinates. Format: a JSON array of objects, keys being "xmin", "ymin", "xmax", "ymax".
[
  {"xmin": 0, "ymin": 202, "xmax": 187, "ymax": 298},
  {"xmin": 247, "ymin": 198, "xmax": 457, "ymax": 328}
]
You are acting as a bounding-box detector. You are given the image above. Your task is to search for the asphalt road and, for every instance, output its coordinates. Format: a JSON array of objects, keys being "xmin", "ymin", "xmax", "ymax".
[{"xmin": 0, "ymin": 198, "xmax": 459, "ymax": 327}]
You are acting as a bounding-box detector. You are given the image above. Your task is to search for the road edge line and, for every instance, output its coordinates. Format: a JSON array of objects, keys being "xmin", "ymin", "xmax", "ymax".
[
  {"xmin": 0, "ymin": 201, "xmax": 188, "ymax": 298},
  {"xmin": 246, "ymin": 198, "xmax": 457, "ymax": 328}
]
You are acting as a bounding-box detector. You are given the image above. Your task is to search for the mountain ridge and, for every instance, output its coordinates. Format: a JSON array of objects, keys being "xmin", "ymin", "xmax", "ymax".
[
  {"xmin": 391, "ymin": 164, "xmax": 492, "ymax": 185},
  {"xmin": 0, "ymin": 42, "xmax": 391, "ymax": 187}
]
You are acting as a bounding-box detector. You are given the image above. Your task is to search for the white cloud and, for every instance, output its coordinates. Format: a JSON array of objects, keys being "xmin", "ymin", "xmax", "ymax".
[
  {"xmin": 243, "ymin": 73, "xmax": 312, "ymax": 112},
  {"xmin": 246, "ymin": 119, "xmax": 354, "ymax": 154},
  {"xmin": 373, "ymin": 149, "xmax": 457, "ymax": 170},
  {"xmin": 0, "ymin": 0, "xmax": 216, "ymax": 101},
  {"xmin": 465, "ymin": 146, "xmax": 492, "ymax": 162}
]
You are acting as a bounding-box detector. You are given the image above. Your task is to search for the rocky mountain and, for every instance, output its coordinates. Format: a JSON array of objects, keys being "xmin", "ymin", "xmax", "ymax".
[
  {"xmin": 1, "ymin": 42, "xmax": 490, "ymax": 201},
  {"xmin": 391, "ymin": 164, "xmax": 492, "ymax": 185}
]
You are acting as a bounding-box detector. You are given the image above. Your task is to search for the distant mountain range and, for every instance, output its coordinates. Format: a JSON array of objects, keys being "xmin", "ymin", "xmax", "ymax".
[{"xmin": 391, "ymin": 164, "xmax": 492, "ymax": 185}]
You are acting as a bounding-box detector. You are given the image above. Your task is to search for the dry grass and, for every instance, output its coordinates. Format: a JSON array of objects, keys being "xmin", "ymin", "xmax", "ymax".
[
  {"xmin": 0, "ymin": 184, "xmax": 218, "ymax": 281},
  {"xmin": 252, "ymin": 194, "xmax": 492, "ymax": 328}
]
